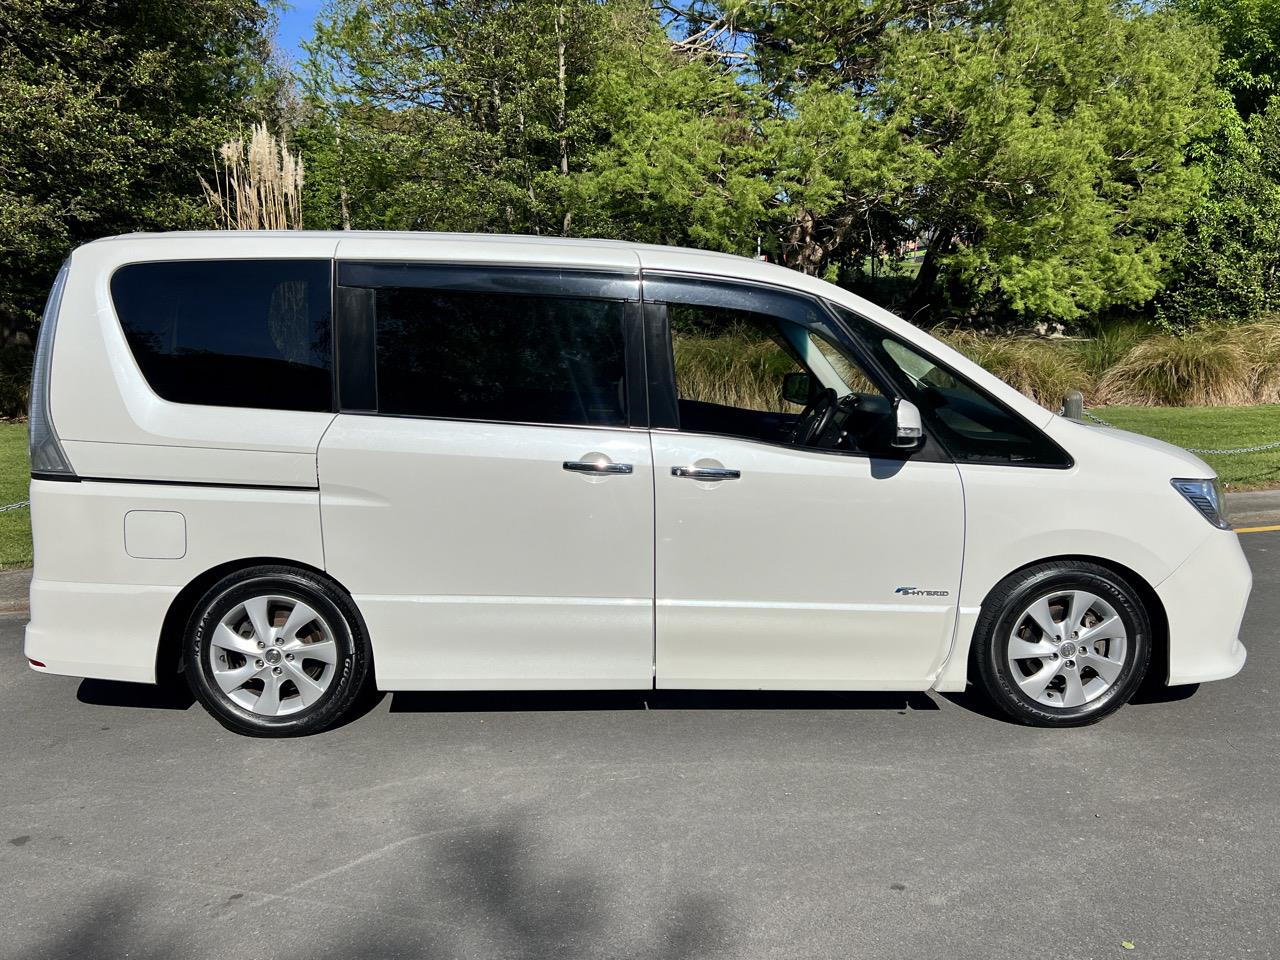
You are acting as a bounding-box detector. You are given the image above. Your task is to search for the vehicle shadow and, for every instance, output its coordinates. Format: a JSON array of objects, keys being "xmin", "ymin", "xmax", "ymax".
[
  {"xmin": 390, "ymin": 688, "xmax": 939, "ymax": 713},
  {"xmin": 76, "ymin": 677, "xmax": 195, "ymax": 711}
]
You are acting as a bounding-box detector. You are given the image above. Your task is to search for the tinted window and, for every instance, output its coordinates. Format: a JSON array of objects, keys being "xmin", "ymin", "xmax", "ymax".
[
  {"xmin": 664, "ymin": 300, "xmax": 889, "ymax": 450},
  {"xmin": 110, "ymin": 260, "xmax": 332, "ymax": 411},
  {"xmin": 833, "ymin": 304, "xmax": 1070, "ymax": 466},
  {"xmin": 371, "ymin": 288, "xmax": 627, "ymax": 426}
]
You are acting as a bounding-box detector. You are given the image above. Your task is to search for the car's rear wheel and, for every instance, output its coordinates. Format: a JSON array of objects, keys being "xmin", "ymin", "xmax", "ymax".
[
  {"xmin": 973, "ymin": 562, "xmax": 1152, "ymax": 726},
  {"xmin": 185, "ymin": 566, "xmax": 371, "ymax": 737}
]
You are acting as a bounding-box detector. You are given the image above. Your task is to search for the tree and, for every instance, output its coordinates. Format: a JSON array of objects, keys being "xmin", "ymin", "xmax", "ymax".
[
  {"xmin": 300, "ymin": 0, "xmax": 619, "ymax": 234},
  {"xmin": 666, "ymin": 0, "xmax": 1220, "ymax": 325},
  {"xmin": 1174, "ymin": 0, "xmax": 1280, "ymax": 118},
  {"xmin": 0, "ymin": 0, "xmax": 281, "ymax": 353},
  {"xmin": 1158, "ymin": 98, "xmax": 1280, "ymax": 326},
  {"xmin": 1159, "ymin": 0, "xmax": 1280, "ymax": 327}
]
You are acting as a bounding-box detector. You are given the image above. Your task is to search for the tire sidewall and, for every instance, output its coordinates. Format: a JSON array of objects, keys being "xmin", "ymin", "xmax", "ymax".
[
  {"xmin": 978, "ymin": 566, "xmax": 1151, "ymax": 726},
  {"xmin": 187, "ymin": 571, "xmax": 362, "ymax": 737}
]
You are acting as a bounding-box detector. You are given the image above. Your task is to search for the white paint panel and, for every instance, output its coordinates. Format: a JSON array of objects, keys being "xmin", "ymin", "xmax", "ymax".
[
  {"xmin": 319, "ymin": 415, "xmax": 655, "ymax": 688},
  {"xmin": 650, "ymin": 432, "xmax": 964, "ymax": 689},
  {"xmin": 355, "ymin": 596, "xmax": 651, "ymax": 689},
  {"xmin": 24, "ymin": 478, "xmax": 325, "ymax": 683}
]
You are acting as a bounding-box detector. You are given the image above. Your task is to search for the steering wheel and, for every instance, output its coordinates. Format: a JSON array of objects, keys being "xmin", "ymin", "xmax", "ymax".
[{"xmin": 789, "ymin": 387, "xmax": 839, "ymax": 447}]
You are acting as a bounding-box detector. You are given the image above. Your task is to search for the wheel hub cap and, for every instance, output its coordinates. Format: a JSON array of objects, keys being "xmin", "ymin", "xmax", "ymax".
[
  {"xmin": 207, "ymin": 594, "xmax": 339, "ymax": 717},
  {"xmin": 1006, "ymin": 589, "xmax": 1129, "ymax": 709}
]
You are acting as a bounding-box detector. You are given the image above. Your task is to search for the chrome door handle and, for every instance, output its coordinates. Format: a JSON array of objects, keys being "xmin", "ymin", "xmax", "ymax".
[
  {"xmin": 672, "ymin": 466, "xmax": 741, "ymax": 481},
  {"xmin": 563, "ymin": 460, "xmax": 633, "ymax": 475}
]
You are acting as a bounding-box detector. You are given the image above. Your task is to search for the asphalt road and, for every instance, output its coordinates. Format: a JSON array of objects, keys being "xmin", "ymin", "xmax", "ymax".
[{"xmin": 2, "ymin": 537, "xmax": 1278, "ymax": 960}]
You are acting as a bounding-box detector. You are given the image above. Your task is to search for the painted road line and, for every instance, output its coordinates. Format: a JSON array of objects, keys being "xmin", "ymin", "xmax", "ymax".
[{"xmin": 1235, "ymin": 524, "xmax": 1280, "ymax": 534}]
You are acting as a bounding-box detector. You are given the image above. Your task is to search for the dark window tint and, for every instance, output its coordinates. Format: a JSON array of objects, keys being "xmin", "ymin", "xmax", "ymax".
[
  {"xmin": 110, "ymin": 260, "xmax": 333, "ymax": 411},
  {"xmin": 833, "ymin": 304, "xmax": 1070, "ymax": 466},
  {"xmin": 372, "ymin": 288, "xmax": 627, "ymax": 426}
]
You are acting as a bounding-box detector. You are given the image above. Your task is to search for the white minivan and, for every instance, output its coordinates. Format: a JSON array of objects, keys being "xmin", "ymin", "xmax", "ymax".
[{"xmin": 25, "ymin": 232, "xmax": 1250, "ymax": 736}]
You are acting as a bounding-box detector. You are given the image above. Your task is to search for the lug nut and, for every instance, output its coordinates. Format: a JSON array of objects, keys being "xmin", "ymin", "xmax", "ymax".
[
  {"xmin": 285, "ymin": 653, "xmax": 294, "ymax": 661},
  {"xmin": 257, "ymin": 640, "xmax": 266, "ymax": 649},
  {"xmin": 1064, "ymin": 659, "xmax": 1075, "ymax": 668},
  {"xmin": 255, "ymin": 658, "xmax": 264, "ymax": 668},
  {"xmin": 272, "ymin": 665, "xmax": 283, "ymax": 676}
]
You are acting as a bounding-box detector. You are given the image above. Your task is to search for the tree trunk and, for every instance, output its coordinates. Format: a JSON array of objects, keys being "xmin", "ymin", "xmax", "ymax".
[
  {"xmin": 905, "ymin": 226, "xmax": 953, "ymax": 321},
  {"xmin": 556, "ymin": 5, "xmax": 571, "ymax": 236},
  {"xmin": 336, "ymin": 118, "xmax": 352, "ymax": 231}
]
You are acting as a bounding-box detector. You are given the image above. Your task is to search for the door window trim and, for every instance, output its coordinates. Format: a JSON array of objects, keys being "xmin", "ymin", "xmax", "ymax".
[{"xmin": 333, "ymin": 262, "xmax": 648, "ymax": 430}]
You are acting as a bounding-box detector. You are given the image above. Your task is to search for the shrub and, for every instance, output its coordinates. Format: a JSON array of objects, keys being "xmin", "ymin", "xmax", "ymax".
[
  {"xmin": 937, "ymin": 330, "xmax": 1093, "ymax": 408},
  {"xmin": 1070, "ymin": 322, "xmax": 1152, "ymax": 380},
  {"xmin": 0, "ymin": 344, "xmax": 31, "ymax": 418},
  {"xmin": 1095, "ymin": 323, "xmax": 1276, "ymax": 406}
]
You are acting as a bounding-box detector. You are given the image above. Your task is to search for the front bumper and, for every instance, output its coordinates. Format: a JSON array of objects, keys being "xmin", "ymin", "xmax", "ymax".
[{"xmin": 1156, "ymin": 530, "xmax": 1251, "ymax": 685}]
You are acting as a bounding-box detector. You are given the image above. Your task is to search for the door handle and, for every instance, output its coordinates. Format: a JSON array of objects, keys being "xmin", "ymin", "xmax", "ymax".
[
  {"xmin": 563, "ymin": 460, "xmax": 633, "ymax": 475},
  {"xmin": 672, "ymin": 466, "xmax": 741, "ymax": 481}
]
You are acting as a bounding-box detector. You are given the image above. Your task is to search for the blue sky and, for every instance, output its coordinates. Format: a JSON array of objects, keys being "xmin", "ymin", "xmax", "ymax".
[{"xmin": 274, "ymin": 0, "xmax": 324, "ymax": 61}]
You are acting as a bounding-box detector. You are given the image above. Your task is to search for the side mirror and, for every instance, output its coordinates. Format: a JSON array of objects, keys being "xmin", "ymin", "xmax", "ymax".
[
  {"xmin": 891, "ymin": 399, "xmax": 925, "ymax": 451},
  {"xmin": 781, "ymin": 372, "xmax": 815, "ymax": 406}
]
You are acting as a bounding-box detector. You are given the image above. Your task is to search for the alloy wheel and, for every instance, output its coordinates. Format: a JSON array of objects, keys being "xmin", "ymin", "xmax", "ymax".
[
  {"xmin": 207, "ymin": 594, "xmax": 339, "ymax": 717},
  {"xmin": 1006, "ymin": 589, "xmax": 1129, "ymax": 709}
]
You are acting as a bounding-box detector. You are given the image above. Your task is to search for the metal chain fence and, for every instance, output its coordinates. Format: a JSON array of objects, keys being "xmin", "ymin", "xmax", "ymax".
[{"xmin": 1083, "ymin": 411, "xmax": 1280, "ymax": 455}]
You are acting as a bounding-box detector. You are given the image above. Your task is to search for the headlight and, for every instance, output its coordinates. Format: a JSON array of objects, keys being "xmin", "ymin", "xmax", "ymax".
[{"xmin": 1171, "ymin": 477, "xmax": 1230, "ymax": 529}]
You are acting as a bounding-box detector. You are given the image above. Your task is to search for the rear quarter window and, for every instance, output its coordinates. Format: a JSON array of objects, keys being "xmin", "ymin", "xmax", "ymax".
[{"xmin": 109, "ymin": 259, "xmax": 333, "ymax": 411}]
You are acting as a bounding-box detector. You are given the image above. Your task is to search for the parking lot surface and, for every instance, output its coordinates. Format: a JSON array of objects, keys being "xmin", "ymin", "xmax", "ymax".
[{"xmin": 1, "ymin": 535, "xmax": 1278, "ymax": 960}]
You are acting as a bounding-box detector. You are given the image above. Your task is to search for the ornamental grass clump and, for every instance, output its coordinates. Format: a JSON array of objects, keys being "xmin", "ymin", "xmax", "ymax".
[
  {"xmin": 673, "ymin": 330, "xmax": 798, "ymax": 412},
  {"xmin": 1095, "ymin": 323, "xmax": 1280, "ymax": 406},
  {"xmin": 201, "ymin": 123, "xmax": 304, "ymax": 230}
]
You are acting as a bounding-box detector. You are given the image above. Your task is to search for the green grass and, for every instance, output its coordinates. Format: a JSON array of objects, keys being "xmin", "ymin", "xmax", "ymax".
[
  {"xmin": 1092, "ymin": 405, "xmax": 1280, "ymax": 490},
  {"xmin": 0, "ymin": 423, "xmax": 30, "ymax": 568}
]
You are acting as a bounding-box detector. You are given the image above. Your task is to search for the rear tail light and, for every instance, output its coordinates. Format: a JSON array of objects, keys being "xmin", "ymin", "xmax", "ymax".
[{"xmin": 29, "ymin": 260, "xmax": 75, "ymax": 478}]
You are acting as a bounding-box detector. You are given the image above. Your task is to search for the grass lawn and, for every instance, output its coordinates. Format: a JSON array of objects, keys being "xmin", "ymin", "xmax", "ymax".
[
  {"xmin": 1090, "ymin": 405, "xmax": 1280, "ymax": 490},
  {"xmin": 0, "ymin": 406, "xmax": 1276, "ymax": 567},
  {"xmin": 0, "ymin": 422, "xmax": 31, "ymax": 568}
]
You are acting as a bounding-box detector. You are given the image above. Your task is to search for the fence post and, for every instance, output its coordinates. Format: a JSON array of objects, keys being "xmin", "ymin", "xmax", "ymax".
[{"xmin": 1062, "ymin": 390, "xmax": 1084, "ymax": 421}]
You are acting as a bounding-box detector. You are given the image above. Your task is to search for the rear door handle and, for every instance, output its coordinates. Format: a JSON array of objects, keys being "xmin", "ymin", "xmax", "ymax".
[
  {"xmin": 564, "ymin": 460, "xmax": 633, "ymax": 475},
  {"xmin": 672, "ymin": 466, "xmax": 741, "ymax": 481}
]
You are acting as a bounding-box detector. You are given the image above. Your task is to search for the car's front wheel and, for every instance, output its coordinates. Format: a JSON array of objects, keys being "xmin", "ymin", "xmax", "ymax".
[
  {"xmin": 185, "ymin": 566, "xmax": 371, "ymax": 737},
  {"xmin": 973, "ymin": 562, "xmax": 1152, "ymax": 726}
]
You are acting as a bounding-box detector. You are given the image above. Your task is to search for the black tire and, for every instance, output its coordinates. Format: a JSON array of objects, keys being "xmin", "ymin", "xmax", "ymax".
[
  {"xmin": 973, "ymin": 562, "xmax": 1152, "ymax": 727},
  {"xmin": 185, "ymin": 565, "xmax": 372, "ymax": 737}
]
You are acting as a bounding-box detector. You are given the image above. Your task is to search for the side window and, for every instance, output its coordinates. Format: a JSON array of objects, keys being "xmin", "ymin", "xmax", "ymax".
[
  {"xmin": 110, "ymin": 259, "xmax": 332, "ymax": 412},
  {"xmin": 370, "ymin": 287, "xmax": 628, "ymax": 427},
  {"xmin": 834, "ymin": 304, "xmax": 1071, "ymax": 466},
  {"xmin": 670, "ymin": 305, "xmax": 806, "ymax": 416},
  {"xmin": 659, "ymin": 294, "xmax": 891, "ymax": 451}
]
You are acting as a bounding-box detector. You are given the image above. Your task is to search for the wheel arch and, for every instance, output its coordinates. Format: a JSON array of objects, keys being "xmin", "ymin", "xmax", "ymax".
[
  {"xmin": 942, "ymin": 553, "xmax": 1169, "ymax": 692},
  {"xmin": 155, "ymin": 557, "xmax": 367, "ymax": 682}
]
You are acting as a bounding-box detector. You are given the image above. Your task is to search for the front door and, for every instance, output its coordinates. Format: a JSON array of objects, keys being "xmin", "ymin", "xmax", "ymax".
[
  {"xmin": 319, "ymin": 262, "xmax": 655, "ymax": 690},
  {"xmin": 644, "ymin": 276, "xmax": 965, "ymax": 690}
]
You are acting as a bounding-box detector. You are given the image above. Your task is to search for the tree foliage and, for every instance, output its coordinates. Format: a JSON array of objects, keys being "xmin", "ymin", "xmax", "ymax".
[{"xmin": 0, "ymin": 0, "xmax": 281, "ymax": 345}]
